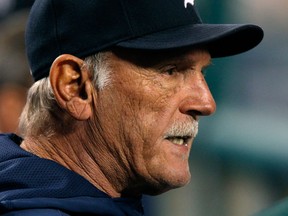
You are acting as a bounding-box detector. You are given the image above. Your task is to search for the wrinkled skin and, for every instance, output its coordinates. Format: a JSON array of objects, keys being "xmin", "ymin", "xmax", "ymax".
[
  {"xmin": 92, "ymin": 48, "xmax": 216, "ymax": 195},
  {"xmin": 21, "ymin": 48, "xmax": 217, "ymax": 197}
]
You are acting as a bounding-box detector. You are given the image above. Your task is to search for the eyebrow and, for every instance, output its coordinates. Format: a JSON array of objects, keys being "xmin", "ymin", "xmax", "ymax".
[
  {"xmin": 170, "ymin": 53, "xmax": 212, "ymax": 68},
  {"xmin": 201, "ymin": 59, "xmax": 214, "ymax": 73},
  {"xmin": 113, "ymin": 47, "xmax": 212, "ymax": 69}
]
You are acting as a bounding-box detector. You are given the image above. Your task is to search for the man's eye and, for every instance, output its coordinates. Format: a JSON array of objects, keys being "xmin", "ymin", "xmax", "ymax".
[{"xmin": 162, "ymin": 66, "xmax": 177, "ymax": 75}]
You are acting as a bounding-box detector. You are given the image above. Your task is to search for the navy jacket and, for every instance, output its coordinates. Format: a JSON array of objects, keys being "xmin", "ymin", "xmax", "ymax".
[{"xmin": 0, "ymin": 134, "xmax": 144, "ymax": 215}]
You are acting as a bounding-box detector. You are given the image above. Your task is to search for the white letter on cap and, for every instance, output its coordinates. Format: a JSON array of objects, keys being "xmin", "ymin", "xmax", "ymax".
[{"xmin": 184, "ymin": 0, "xmax": 194, "ymax": 8}]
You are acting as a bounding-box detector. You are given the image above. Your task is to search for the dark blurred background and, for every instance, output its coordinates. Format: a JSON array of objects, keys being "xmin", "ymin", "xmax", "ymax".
[
  {"xmin": 0, "ymin": 0, "xmax": 34, "ymax": 133},
  {"xmin": 1, "ymin": 1, "xmax": 287, "ymax": 215}
]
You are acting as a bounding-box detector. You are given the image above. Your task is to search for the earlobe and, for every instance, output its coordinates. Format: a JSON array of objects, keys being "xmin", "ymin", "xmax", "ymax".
[
  {"xmin": 50, "ymin": 54, "xmax": 93, "ymax": 120},
  {"xmin": 66, "ymin": 98, "xmax": 91, "ymax": 120},
  {"xmin": 66, "ymin": 81, "xmax": 93, "ymax": 120}
]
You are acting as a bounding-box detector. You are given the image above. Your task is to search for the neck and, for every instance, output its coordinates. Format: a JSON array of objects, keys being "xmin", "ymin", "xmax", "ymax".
[{"xmin": 20, "ymin": 123, "xmax": 131, "ymax": 198}]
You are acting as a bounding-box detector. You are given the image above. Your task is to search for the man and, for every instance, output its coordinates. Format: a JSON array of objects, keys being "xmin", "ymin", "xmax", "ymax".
[{"xmin": 0, "ymin": 0, "xmax": 263, "ymax": 215}]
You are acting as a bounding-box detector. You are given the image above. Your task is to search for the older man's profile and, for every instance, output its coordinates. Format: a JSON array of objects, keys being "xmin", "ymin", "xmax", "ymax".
[{"xmin": 0, "ymin": 0, "xmax": 263, "ymax": 215}]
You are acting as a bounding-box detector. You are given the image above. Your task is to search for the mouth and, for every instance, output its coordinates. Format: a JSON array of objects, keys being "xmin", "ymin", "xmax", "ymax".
[
  {"xmin": 163, "ymin": 120, "xmax": 198, "ymax": 147},
  {"xmin": 164, "ymin": 136, "xmax": 192, "ymax": 147}
]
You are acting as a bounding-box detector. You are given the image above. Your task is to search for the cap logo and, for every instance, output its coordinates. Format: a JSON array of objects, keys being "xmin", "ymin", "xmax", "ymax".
[{"xmin": 184, "ymin": 0, "xmax": 194, "ymax": 8}]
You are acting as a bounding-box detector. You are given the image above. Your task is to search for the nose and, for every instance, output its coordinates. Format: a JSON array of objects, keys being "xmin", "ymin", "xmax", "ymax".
[{"xmin": 179, "ymin": 74, "xmax": 216, "ymax": 117}]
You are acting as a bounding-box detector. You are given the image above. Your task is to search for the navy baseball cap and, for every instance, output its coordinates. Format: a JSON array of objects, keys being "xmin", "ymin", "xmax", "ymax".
[{"xmin": 26, "ymin": 0, "xmax": 264, "ymax": 81}]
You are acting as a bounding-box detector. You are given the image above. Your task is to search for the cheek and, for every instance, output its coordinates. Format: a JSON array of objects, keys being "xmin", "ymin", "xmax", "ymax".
[
  {"xmin": 122, "ymin": 89, "xmax": 182, "ymax": 166},
  {"xmin": 108, "ymin": 73, "xmax": 184, "ymax": 153},
  {"xmin": 123, "ymin": 91, "xmax": 170, "ymax": 143},
  {"xmin": 119, "ymin": 76, "xmax": 183, "ymax": 149}
]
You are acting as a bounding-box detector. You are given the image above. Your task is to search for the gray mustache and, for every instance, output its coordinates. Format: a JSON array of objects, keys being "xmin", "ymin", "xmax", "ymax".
[{"xmin": 164, "ymin": 121, "xmax": 199, "ymax": 139}]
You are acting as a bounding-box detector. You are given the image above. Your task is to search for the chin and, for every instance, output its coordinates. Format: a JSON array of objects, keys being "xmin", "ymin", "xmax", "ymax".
[
  {"xmin": 165, "ymin": 163, "xmax": 191, "ymax": 187},
  {"xmin": 144, "ymin": 171, "xmax": 191, "ymax": 196},
  {"xmin": 169, "ymin": 172, "xmax": 191, "ymax": 188}
]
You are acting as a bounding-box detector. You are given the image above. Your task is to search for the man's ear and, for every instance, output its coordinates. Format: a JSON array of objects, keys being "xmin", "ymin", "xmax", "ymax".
[{"xmin": 50, "ymin": 54, "xmax": 93, "ymax": 120}]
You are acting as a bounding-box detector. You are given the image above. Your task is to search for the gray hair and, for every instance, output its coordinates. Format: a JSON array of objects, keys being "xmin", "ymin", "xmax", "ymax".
[{"xmin": 18, "ymin": 52, "xmax": 111, "ymax": 137}]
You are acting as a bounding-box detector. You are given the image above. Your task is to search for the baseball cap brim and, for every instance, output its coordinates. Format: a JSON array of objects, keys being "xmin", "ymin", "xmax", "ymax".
[{"xmin": 117, "ymin": 23, "xmax": 264, "ymax": 58}]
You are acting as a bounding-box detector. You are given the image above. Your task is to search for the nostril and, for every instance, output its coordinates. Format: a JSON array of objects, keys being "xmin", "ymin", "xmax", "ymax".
[
  {"xmin": 186, "ymin": 110, "xmax": 201, "ymax": 118},
  {"xmin": 179, "ymin": 97, "xmax": 216, "ymax": 117}
]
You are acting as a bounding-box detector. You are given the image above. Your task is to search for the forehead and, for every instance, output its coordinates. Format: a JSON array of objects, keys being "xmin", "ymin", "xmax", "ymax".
[{"xmin": 111, "ymin": 47, "xmax": 211, "ymax": 68}]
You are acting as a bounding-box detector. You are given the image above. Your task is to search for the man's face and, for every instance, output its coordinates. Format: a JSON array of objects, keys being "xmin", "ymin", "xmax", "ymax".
[{"xmin": 94, "ymin": 48, "xmax": 216, "ymax": 195}]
